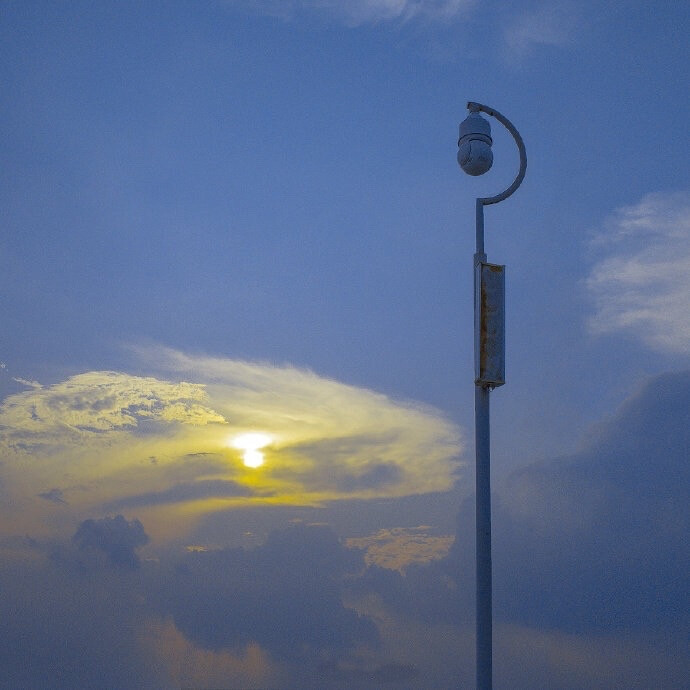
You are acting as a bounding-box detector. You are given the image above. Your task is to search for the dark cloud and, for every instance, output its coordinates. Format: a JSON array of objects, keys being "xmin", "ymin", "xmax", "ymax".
[
  {"xmin": 0, "ymin": 543, "xmax": 161, "ymax": 688},
  {"xmin": 152, "ymin": 523, "xmax": 377, "ymax": 659},
  {"xmin": 38, "ymin": 487, "xmax": 67, "ymax": 504},
  {"xmin": 318, "ymin": 660, "xmax": 420, "ymax": 684},
  {"xmin": 490, "ymin": 371, "xmax": 690, "ymax": 633},
  {"xmin": 353, "ymin": 372, "xmax": 690, "ymax": 684},
  {"xmin": 0, "ymin": 534, "xmax": 38, "ymax": 552},
  {"xmin": 105, "ymin": 478, "xmax": 257, "ymax": 510},
  {"xmin": 289, "ymin": 434, "xmax": 398, "ymax": 460},
  {"xmin": 0, "ymin": 521, "xmax": 379, "ymax": 688},
  {"xmin": 272, "ymin": 436, "xmax": 406, "ymax": 492},
  {"xmin": 72, "ymin": 514, "xmax": 150, "ymax": 570},
  {"xmin": 335, "ymin": 462, "xmax": 402, "ymax": 492},
  {"xmin": 272, "ymin": 456, "xmax": 403, "ymax": 493}
]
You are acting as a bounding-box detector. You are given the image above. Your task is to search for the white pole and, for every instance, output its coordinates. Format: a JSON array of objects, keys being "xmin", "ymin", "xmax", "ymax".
[
  {"xmin": 475, "ymin": 382, "xmax": 492, "ymax": 689},
  {"xmin": 459, "ymin": 101, "xmax": 526, "ymax": 690}
]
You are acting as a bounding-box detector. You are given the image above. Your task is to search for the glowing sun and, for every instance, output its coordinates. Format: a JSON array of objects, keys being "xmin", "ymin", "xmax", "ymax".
[{"xmin": 230, "ymin": 432, "xmax": 272, "ymax": 468}]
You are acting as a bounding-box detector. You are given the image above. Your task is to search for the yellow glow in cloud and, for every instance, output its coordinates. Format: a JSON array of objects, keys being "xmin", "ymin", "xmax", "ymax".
[{"xmin": 0, "ymin": 349, "xmax": 462, "ymax": 541}]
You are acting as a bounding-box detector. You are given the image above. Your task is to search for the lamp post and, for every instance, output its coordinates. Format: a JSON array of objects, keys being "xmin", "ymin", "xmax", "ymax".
[{"xmin": 458, "ymin": 101, "xmax": 526, "ymax": 690}]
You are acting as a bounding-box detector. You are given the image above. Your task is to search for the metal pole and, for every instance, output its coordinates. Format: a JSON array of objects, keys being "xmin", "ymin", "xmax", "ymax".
[
  {"xmin": 475, "ymin": 382, "xmax": 492, "ymax": 690},
  {"xmin": 462, "ymin": 102, "xmax": 526, "ymax": 690},
  {"xmin": 474, "ymin": 145, "xmax": 494, "ymax": 690}
]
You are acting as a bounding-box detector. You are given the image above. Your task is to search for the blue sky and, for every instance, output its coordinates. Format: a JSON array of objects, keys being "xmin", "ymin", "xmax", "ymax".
[{"xmin": 1, "ymin": 1, "xmax": 688, "ymax": 687}]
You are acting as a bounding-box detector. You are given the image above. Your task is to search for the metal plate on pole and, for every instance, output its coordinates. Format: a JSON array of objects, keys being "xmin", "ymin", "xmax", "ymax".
[{"xmin": 475, "ymin": 262, "xmax": 505, "ymax": 387}]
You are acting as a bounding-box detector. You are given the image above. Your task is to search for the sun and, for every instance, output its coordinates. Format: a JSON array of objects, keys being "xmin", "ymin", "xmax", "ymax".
[{"xmin": 230, "ymin": 432, "xmax": 273, "ymax": 468}]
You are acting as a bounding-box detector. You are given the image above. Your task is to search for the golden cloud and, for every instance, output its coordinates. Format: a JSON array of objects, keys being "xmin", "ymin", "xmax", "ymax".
[
  {"xmin": 0, "ymin": 349, "xmax": 462, "ymax": 541},
  {"xmin": 346, "ymin": 527, "xmax": 454, "ymax": 573}
]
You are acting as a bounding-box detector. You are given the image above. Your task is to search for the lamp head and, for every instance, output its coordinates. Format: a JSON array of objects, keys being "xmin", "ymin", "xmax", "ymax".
[{"xmin": 458, "ymin": 111, "xmax": 493, "ymax": 176}]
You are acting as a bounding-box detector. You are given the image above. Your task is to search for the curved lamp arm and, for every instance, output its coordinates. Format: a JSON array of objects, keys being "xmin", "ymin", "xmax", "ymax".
[
  {"xmin": 467, "ymin": 102, "xmax": 527, "ymax": 255},
  {"xmin": 468, "ymin": 102, "xmax": 527, "ymax": 206}
]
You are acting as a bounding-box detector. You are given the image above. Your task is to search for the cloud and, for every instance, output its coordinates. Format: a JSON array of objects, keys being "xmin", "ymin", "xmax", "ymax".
[
  {"xmin": 38, "ymin": 487, "xmax": 67, "ymax": 504},
  {"xmin": 227, "ymin": 0, "xmax": 473, "ymax": 26},
  {"xmin": 106, "ymin": 478, "xmax": 258, "ymax": 510},
  {"xmin": 587, "ymin": 190, "xmax": 690, "ymax": 353},
  {"xmin": 491, "ymin": 371, "xmax": 689, "ymax": 632},
  {"xmin": 346, "ymin": 526, "xmax": 453, "ymax": 572},
  {"xmin": 0, "ymin": 370, "xmax": 225, "ymax": 444},
  {"xmin": 410, "ymin": 371, "xmax": 689, "ymax": 632},
  {"xmin": 72, "ymin": 514, "xmax": 150, "ymax": 569},
  {"xmin": 0, "ymin": 373, "xmax": 686, "ymax": 688},
  {"xmin": 0, "ymin": 521, "xmax": 379, "ymax": 689},
  {"xmin": 352, "ymin": 371, "xmax": 689, "ymax": 683},
  {"xmin": 147, "ymin": 622, "xmax": 280, "ymax": 689},
  {"xmin": 502, "ymin": 2, "xmax": 578, "ymax": 59},
  {"xmin": 153, "ymin": 523, "xmax": 377, "ymax": 659},
  {"xmin": 318, "ymin": 660, "xmax": 420, "ymax": 684},
  {"xmin": 0, "ymin": 348, "xmax": 461, "ymax": 540},
  {"xmin": 0, "ymin": 539, "xmax": 162, "ymax": 688}
]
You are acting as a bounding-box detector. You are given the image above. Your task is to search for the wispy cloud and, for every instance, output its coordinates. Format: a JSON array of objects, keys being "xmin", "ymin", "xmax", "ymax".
[
  {"xmin": 502, "ymin": 2, "xmax": 578, "ymax": 59},
  {"xmin": 586, "ymin": 190, "xmax": 690, "ymax": 353},
  {"xmin": 0, "ymin": 348, "xmax": 461, "ymax": 540},
  {"xmin": 227, "ymin": 0, "xmax": 474, "ymax": 26}
]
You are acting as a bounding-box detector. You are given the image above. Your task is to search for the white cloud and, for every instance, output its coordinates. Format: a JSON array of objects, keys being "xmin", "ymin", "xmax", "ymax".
[
  {"xmin": 586, "ymin": 190, "xmax": 690, "ymax": 353},
  {"xmin": 228, "ymin": 0, "xmax": 473, "ymax": 26}
]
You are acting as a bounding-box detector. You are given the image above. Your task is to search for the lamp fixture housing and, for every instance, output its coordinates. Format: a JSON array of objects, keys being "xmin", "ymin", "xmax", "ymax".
[{"xmin": 458, "ymin": 111, "xmax": 493, "ymax": 176}]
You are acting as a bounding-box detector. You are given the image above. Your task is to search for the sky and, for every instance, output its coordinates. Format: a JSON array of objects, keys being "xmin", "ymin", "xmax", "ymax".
[{"xmin": 0, "ymin": 1, "xmax": 688, "ymax": 687}]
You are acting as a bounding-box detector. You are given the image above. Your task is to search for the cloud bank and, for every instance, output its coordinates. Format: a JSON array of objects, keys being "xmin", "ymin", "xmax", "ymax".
[
  {"xmin": 154, "ymin": 523, "xmax": 376, "ymax": 659},
  {"xmin": 352, "ymin": 370, "xmax": 690, "ymax": 685},
  {"xmin": 587, "ymin": 190, "xmax": 690, "ymax": 353},
  {"xmin": 0, "ymin": 348, "xmax": 461, "ymax": 540},
  {"xmin": 0, "ymin": 371, "xmax": 687, "ymax": 687}
]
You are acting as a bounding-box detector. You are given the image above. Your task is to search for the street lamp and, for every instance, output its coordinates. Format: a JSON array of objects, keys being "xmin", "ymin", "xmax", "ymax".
[{"xmin": 458, "ymin": 101, "xmax": 526, "ymax": 690}]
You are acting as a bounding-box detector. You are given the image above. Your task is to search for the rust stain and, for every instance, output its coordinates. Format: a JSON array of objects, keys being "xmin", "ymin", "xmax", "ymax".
[
  {"xmin": 480, "ymin": 276, "xmax": 490, "ymax": 379},
  {"xmin": 477, "ymin": 263, "xmax": 505, "ymax": 386}
]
